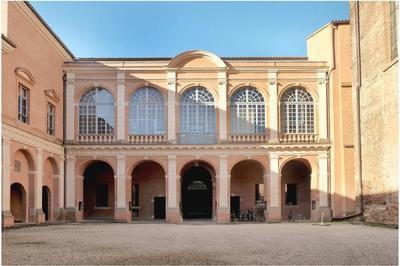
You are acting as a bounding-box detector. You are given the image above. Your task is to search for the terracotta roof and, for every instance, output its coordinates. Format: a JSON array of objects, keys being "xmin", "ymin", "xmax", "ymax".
[
  {"xmin": 25, "ymin": 1, "xmax": 75, "ymax": 59},
  {"xmin": 2, "ymin": 34, "xmax": 17, "ymax": 48},
  {"xmin": 74, "ymin": 56, "xmax": 308, "ymax": 62},
  {"xmin": 331, "ymin": 19, "xmax": 350, "ymax": 25}
]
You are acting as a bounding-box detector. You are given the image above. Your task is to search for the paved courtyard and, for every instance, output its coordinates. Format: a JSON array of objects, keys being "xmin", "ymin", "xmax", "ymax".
[{"xmin": 2, "ymin": 222, "xmax": 398, "ymax": 265}]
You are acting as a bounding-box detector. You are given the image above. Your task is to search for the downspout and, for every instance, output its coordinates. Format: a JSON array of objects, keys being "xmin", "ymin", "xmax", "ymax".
[
  {"xmin": 63, "ymin": 73, "xmax": 67, "ymax": 213},
  {"xmin": 354, "ymin": 1, "xmax": 363, "ymax": 217}
]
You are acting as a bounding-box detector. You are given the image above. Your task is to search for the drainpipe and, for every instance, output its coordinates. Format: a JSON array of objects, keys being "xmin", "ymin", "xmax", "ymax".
[{"xmin": 354, "ymin": 1, "xmax": 363, "ymax": 217}]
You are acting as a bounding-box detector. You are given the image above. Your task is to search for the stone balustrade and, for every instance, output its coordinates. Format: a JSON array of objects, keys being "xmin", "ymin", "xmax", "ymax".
[
  {"xmin": 278, "ymin": 133, "xmax": 319, "ymax": 143},
  {"xmin": 77, "ymin": 135, "xmax": 114, "ymax": 143},
  {"xmin": 129, "ymin": 134, "xmax": 166, "ymax": 144},
  {"xmin": 229, "ymin": 134, "xmax": 267, "ymax": 143}
]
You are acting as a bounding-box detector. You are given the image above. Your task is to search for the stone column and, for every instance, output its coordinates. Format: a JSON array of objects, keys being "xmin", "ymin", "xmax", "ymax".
[
  {"xmin": 218, "ymin": 71, "xmax": 227, "ymax": 143},
  {"xmin": 65, "ymin": 155, "xmax": 76, "ymax": 221},
  {"xmin": 263, "ymin": 174, "xmax": 269, "ymax": 220},
  {"xmin": 167, "ymin": 70, "xmax": 176, "ymax": 143},
  {"xmin": 117, "ymin": 72, "xmax": 125, "ymax": 142},
  {"xmin": 318, "ymin": 71, "xmax": 328, "ymax": 141},
  {"xmin": 268, "ymin": 71, "xmax": 278, "ymax": 142},
  {"xmin": 267, "ymin": 154, "xmax": 281, "ymax": 222},
  {"xmin": 2, "ymin": 138, "xmax": 13, "ymax": 227},
  {"xmin": 65, "ymin": 72, "xmax": 75, "ymax": 143},
  {"xmin": 166, "ymin": 155, "xmax": 181, "ymax": 222},
  {"xmin": 34, "ymin": 149, "xmax": 45, "ymax": 223},
  {"xmin": 217, "ymin": 155, "xmax": 230, "ymax": 222},
  {"xmin": 57, "ymin": 157, "xmax": 65, "ymax": 220},
  {"xmin": 318, "ymin": 153, "xmax": 331, "ymax": 221},
  {"xmin": 115, "ymin": 155, "xmax": 129, "ymax": 222}
]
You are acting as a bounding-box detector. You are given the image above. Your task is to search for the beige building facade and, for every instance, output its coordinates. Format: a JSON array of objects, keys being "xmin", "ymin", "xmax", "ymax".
[
  {"xmin": 4, "ymin": 1, "xmax": 389, "ymax": 227},
  {"xmin": 350, "ymin": 1, "xmax": 399, "ymax": 225}
]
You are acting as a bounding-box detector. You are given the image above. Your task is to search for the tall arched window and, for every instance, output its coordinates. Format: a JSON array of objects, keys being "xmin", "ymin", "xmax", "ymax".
[
  {"xmin": 230, "ymin": 87, "xmax": 265, "ymax": 134},
  {"xmin": 280, "ymin": 87, "xmax": 314, "ymax": 133},
  {"xmin": 179, "ymin": 86, "xmax": 216, "ymax": 144},
  {"xmin": 79, "ymin": 87, "xmax": 114, "ymax": 135},
  {"xmin": 129, "ymin": 86, "xmax": 164, "ymax": 135}
]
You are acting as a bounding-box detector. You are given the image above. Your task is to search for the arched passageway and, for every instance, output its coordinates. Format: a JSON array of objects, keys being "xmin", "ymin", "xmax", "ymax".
[
  {"xmin": 131, "ymin": 161, "xmax": 166, "ymax": 220},
  {"xmin": 83, "ymin": 161, "xmax": 115, "ymax": 219},
  {"xmin": 42, "ymin": 186, "xmax": 51, "ymax": 221},
  {"xmin": 181, "ymin": 162, "xmax": 214, "ymax": 219},
  {"xmin": 230, "ymin": 160, "xmax": 264, "ymax": 218},
  {"xmin": 10, "ymin": 183, "xmax": 26, "ymax": 223},
  {"xmin": 281, "ymin": 160, "xmax": 311, "ymax": 220}
]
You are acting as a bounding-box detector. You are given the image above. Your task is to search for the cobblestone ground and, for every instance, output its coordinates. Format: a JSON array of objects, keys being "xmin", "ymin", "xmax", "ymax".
[{"xmin": 2, "ymin": 222, "xmax": 398, "ymax": 265}]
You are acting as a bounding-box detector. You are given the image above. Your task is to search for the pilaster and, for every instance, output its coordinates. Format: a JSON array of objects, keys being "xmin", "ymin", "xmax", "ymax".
[
  {"xmin": 115, "ymin": 155, "xmax": 129, "ymax": 222},
  {"xmin": 166, "ymin": 155, "xmax": 181, "ymax": 222},
  {"xmin": 65, "ymin": 155, "xmax": 76, "ymax": 221},
  {"xmin": 58, "ymin": 157, "xmax": 65, "ymax": 220},
  {"xmin": 318, "ymin": 153, "xmax": 332, "ymax": 221},
  {"xmin": 267, "ymin": 153, "xmax": 281, "ymax": 222},
  {"xmin": 318, "ymin": 71, "xmax": 328, "ymax": 141},
  {"xmin": 268, "ymin": 71, "xmax": 278, "ymax": 142},
  {"xmin": 218, "ymin": 71, "xmax": 227, "ymax": 142},
  {"xmin": 34, "ymin": 149, "xmax": 45, "ymax": 223},
  {"xmin": 2, "ymin": 138, "xmax": 14, "ymax": 227},
  {"xmin": 65, "ymin": 72, "xmax": 75, "ymax": 142},
  {"xmin": 217, "ymin": 155, "xmax": 230, "ymax": 222},
  {"xmin": 167, "ymin": 70, "xmax": 176, "ymax": 143},
  {"xmin": 117, "ymin": 72, "xmax": 126, "ymax": 142}
]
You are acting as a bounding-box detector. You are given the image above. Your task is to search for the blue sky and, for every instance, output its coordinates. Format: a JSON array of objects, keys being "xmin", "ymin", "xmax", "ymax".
[{"xmin": 30, "ymin": 1, "xmax": 349, "ymax": 58}]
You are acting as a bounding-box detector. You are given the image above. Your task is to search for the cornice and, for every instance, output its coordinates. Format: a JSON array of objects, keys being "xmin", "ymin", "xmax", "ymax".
[
  {"xmin": 2, "ymin": 123, "xmax": 64, "ymax": 156},
  {"xmin": 1, "ymin": 34, "xmax": 16, "ymax": 54}
]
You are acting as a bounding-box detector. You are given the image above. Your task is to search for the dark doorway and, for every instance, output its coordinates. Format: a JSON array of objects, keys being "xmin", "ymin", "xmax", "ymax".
[
  {"xmin": 181, "ymin": 165, "xmax": 213, "ymax": 219},
  {"xmin": 230, "ymin": 196, "xmax": 240, "ymax": 217},
  {"xmin": 42, "ymin": 186, "xmax": 50, "ymax": 221},
  {"xmin": 154, "ymin": 197, "xmax": 166, "ymax": 219},
  {"xmin": 10, "ymin": 183, "xmax": 25, "ymax": 223}
]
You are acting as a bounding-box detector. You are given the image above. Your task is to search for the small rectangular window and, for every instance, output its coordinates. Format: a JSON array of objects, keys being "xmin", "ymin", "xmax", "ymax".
[
  {"xmin": 18, "ymin": 84, "xmax": 29, "ymax": 123},
  {"xmin": 47, "ymin": 103, "xmax": 55, "ymax": 135},
  {"xmin": 285, "ymin": 183, "xmax": 297, "ymax": 205},
  {"xmin": 96, "ymin": 184, "xmax": 108, "ymax": 207}
]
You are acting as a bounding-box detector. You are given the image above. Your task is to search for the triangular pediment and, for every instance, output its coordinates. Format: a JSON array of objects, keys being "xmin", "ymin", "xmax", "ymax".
[
  {"xmin": 44, "ymin": 89, "xmax": 60, "ymax": 103},
  {"xmin": 15, "ymin": 67, "xmax": 35, "ymax": 85}
]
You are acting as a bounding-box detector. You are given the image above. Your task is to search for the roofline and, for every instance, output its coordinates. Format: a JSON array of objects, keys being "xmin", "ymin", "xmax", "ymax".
[
  {"xmin": 306, "ymin": 19, "xmax": 350, "ymax": 40},
  {"xmin": 73, "ymin": 56, "xmax": 309, "ymax": 62},
  {"xmin": 25, "ymin": 1, "xmax": 75, "ymax": 59}
]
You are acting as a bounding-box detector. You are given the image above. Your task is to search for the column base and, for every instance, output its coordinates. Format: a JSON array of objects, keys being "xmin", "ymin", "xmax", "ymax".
[
  {"xmin": 34, "ymin": 209, "xmax": 45, "ymax": 224},
  {"xmin": 56, "ymin": 208, "xmax": 66, "ymax": 221},
  {"xmin": 65, "ymin": 207, "xmax": 83, "ymax": 222},
  {"xmin": 216, "ymin": 207, "xmax": 230, "ymax": 223},
  {"xmin": 266, "ymin": 207, "xmax": 281, "ymax": 223},
  {"xmin": 166, "ymin": 208, "xmax": 182, "ymax": 223},
  {"xmin": 311, "ymin": 207, "xmax": 332, "ymax": 222},
  {"xmin": 114, "ymin": 208, "xmax": 131, "ymax": 223},
  {"xmin": 2, "ymin": 211, "xmax": 14, "ymax": 228}
]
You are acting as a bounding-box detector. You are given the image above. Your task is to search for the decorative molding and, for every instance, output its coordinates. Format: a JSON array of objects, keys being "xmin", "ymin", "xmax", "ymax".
[
  {"xmin": 2, "ymin": 124, "xmax": 64, "ymax": 156},
  {"xmin": 15, "ymin": 67, "xmax": 35, "ymax": 85},
  {"xmin": 44, "ymin": 89, "xmax": 60, "ymax": 103}
]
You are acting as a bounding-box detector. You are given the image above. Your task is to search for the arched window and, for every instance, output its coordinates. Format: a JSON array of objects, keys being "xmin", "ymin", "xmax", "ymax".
[
  {"xmin": 280, "ymin": 87, "xmax": 314, "ymax": 133},
  {"xmin": 129, "ymin": 87, "xmax": 164, "ymax": 135},
  {"xmin": 79, "ymin": 87, "xmax": 114, "ymax": 135},
  {"xmin": 230, "ymin": 87, "xmax": 265, "ymax": 134},
  {"xmin": 179, "ymin": 86, "xmax": 216, "ymax": 144}
]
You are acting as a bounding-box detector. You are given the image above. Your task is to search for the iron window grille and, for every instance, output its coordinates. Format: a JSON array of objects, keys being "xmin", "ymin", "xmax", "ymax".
[{"xmin": 47, "ymin": 103, "xmax": 55, "ymax": 135}]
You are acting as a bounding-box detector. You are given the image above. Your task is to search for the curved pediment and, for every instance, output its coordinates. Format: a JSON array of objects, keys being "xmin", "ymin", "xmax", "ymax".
[
  {"xmin": 169, "ymin": 50, "xmax": 226, "ymax": 69},
  {"xmin": 15, "ymin": 67, "xmax": 35, "ymax": 85}
]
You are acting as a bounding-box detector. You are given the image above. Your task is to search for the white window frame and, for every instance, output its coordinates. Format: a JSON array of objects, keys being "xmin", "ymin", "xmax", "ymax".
[
  {"xmin": 18, "ymin": 84, "xmax": 29, "ymax": 124},
  {"xmin": 280, "ymin": 87, "xmax": 314, "ymax": 134},
  {"xmin": 47, "ymin": 102, "xmax": 55, "ymax": 135},
  {"xmin": 78, "ymin": 87, "xmax": 115, "ymax": 135},
  {"xmin": 129, "ymin": 86, "xmax": 164, "ymax": 135},
  {"xmin": 230, "ymin": 86, "xmax": 265, "ymax": 134}
]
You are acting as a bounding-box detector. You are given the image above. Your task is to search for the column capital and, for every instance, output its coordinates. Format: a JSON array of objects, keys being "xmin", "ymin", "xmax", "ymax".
[
  {"xmin": 168, "ymin": 155, "xmax": 177, "ymax": 160},
  {"xmin": 2, "ymin": 138, "xmax": 11, "ymax": 144},
  {"xmin": 66, "ymin": 155, "xmax": 76, "ymax": 161},
  {"xmin": 318, "ymin": 153, "xmax": 329, "ymax": 159},
  {"xmin": 269, "ymin": 153, "xmax": 279, "ymax": 160},
  {"xmin": 116, "ymin": 155, "xmax": 126, "ymax": 161}
]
